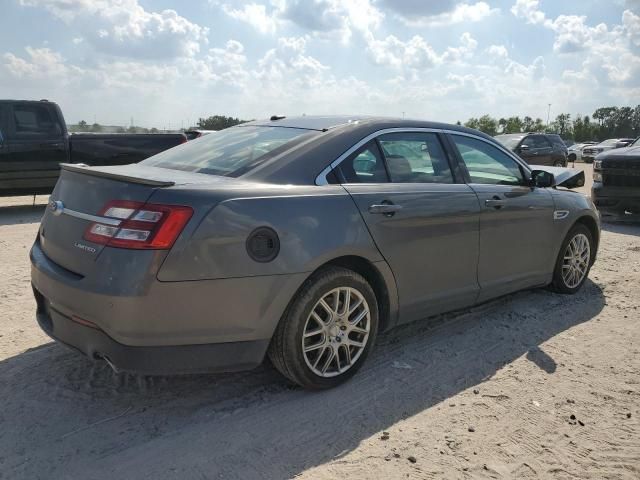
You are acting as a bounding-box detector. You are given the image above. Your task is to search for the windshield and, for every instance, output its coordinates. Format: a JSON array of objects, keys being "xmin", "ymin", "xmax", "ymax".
[
  {"xmin": 494, "ymin": 134, "xmax": 525, "ymax": 150},
  {"xmin": 142, "ymin": 126, "xmax": 318, "ymax": 176}
]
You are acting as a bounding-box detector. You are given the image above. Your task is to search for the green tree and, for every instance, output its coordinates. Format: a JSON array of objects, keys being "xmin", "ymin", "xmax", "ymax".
[
  {"xmin": 502, "ymin": 116, "xmax": 524, "ymax": 134},
  {"xmin": 464, "ymin": 117, "xmax": 479, "ymax": 130},
  {"xmin": 476, "ymin": 115, "xmax": 498, "ymax": 136},
  {"xmin": 197, "ymin": 115, "xmax": 247, "ymax": 130},
  {"xmin": 550, "ymin": 113, "xmax": 572, "ymax": 137}
]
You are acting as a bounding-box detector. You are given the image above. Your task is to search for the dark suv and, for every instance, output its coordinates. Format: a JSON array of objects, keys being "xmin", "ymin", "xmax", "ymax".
[{"xmin": 494, "ymin": 133, "xmax": 568, "ymax": 167}]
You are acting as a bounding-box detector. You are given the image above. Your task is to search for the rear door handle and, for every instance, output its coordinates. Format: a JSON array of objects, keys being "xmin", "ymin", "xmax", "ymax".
[
  {"xmin": 369, "ymin": 204, "xmax": 402, "ymax": 215},
  {"xmin": 485, "ymin": 199, "xmax": 506, "ymax": 209}
]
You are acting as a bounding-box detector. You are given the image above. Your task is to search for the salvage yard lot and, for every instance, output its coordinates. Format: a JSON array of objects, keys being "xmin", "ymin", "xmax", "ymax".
[{"xmin": 1, "ymin": 165, "xmax": 638, "ymax": 479}]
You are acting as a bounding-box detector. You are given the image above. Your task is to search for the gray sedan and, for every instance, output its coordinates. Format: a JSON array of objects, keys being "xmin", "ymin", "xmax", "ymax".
[{"xmin": 31, "ymin": 116, "xmax": 599, "ymax": 389}]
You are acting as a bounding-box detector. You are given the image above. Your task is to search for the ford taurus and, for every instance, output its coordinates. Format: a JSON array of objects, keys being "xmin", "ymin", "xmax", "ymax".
[{"xmin": 31, "ymin": 116, "xmax": 599, "ymax": 389}]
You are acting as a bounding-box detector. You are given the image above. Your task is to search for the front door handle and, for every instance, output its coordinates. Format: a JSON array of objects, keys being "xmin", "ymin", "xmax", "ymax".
[
  {"xmin": 369, "ymin": 203, "xmax": 402, "ymax": 216},
  {"xmin": 485, "ymin": 198, "xmax": 506, "ymax": 209}
]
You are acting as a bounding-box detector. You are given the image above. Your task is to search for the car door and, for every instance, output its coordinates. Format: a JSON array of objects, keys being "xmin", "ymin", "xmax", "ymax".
[
  {"xmin": 518, "ymin": 134, "xmax": 553, "ymax": 166},
  {"xmin": 5, "ymin": 102, "xmax": 67, "ymax": 192},
  {"xmin": 337, "ymin": 131, "xmax": 481, "ymax": 324},
  {"xmin": 448, "ymin": 133, "xmax": 555, "ymax": 302}
]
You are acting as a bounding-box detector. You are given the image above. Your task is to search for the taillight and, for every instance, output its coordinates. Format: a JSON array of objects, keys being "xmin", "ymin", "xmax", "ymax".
[{"xmin": 84, "ymin": 200, "xmax": 193, "ymax": 249}]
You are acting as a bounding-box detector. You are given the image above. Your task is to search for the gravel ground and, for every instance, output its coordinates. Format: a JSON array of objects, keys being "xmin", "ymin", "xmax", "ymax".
[{"xmin": 1, "ymin": 165, "xmax": 639, "ymax": 479}]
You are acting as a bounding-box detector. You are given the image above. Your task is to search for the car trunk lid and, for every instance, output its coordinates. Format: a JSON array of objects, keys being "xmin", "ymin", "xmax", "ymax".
[{"xmin": 38, "ymin": 164, "xmax": 222, "ymax": 276}]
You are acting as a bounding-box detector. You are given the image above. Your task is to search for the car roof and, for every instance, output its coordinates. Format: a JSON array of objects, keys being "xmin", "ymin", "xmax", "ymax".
[
  {"xmin": 244, "ymin": 115, "xmax": 489, "ymax": 136},
  {"xmin": 240, "ymin": 115, "xmax": 500, "ymax": 184}
]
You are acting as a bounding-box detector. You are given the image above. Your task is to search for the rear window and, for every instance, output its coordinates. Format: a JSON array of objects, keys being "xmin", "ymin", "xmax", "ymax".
[
  {"xmin": 494, "ymin": 134, "xmax": 525, "ymax": 150},
  {"xmin": 142, "ymin": 126, "xmax": 318, "ymax": 176}
]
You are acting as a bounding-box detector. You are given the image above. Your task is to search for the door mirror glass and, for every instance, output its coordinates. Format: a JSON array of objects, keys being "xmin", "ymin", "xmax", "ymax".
[
  {"xmin": 530, "ymin": 169, "xmax": 555, "ymax": 188},
  {"xmin": 519, "ymin": 144, "xmax": 529, "ymax": 152}
]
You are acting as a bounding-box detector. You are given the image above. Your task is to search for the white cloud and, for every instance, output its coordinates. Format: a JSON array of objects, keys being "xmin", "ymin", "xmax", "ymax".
[
  {"xmin": 511, "ymin": 0, "xmax": 640, "ymax": 89},
  {"xmin": 219, "ymin": 0, "xmax": 383, "ymax": 42},
  {"xmin": 366, "ymin": 32, "xmax": 478, "ymax": 76},
  {"xmin": 510, "ymin": 0, "xmax": 546, "ymax": 25},
  {"xmin": 19, "ymin": 0, "xmax": 208, "ymax": 59},
  {"xmin": 221, "ymin": 3, "xmax": 279, "ymax": 34},
  {"xmin": 2, "ymin": 47, "xmax": 80, "ymax": 80},
  {"xmin": 391, "ymin": 2, "xmax": 499, "ymax": 27}
]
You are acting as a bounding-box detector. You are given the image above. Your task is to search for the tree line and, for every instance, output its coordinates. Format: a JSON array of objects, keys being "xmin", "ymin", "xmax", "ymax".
[
  {"xmin": 461, "ymin": 105, "xmax": 640, "ymax": 142},
  {"xmin": 69, "ymin": 115, "xmax": 247, "ymax": 134}
]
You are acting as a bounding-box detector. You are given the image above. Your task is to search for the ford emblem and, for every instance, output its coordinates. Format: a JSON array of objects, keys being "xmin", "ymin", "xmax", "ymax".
[{"xmin": 49, "ymin": 200, "xmax": 64, "ymax": 216}]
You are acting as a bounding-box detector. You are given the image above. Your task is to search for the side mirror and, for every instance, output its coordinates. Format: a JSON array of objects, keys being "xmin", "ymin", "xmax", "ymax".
[
  {"xmin": 519, "ymin": 144, "xmax": 529, "ymax": 152},
  {"xmin": 530, "ymin": 169, "xmax": 555, "ymax": 188}
]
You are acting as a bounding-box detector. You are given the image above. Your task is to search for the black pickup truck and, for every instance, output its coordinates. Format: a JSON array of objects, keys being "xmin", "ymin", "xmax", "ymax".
[
  {"xmin": 592, "ymin": 137, "xmax": 640, "ymax": 218},
  {"xmin": 0, "ymin": 99, "xmax": 186, "ymax": 196}
]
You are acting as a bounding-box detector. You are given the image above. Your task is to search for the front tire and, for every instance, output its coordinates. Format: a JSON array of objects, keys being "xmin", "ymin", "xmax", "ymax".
[
  {"xmin": 550, "ymin": 224, "xmax": 594, "ymax": 294},
  {"xmin": 268, "ymin": 266, "xmax": 379, "ymax": 389}
]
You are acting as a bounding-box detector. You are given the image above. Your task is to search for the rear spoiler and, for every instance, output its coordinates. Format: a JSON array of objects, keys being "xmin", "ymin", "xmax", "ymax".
[
  {"xmin": 529, "ymin": 165, "xmax": 585, "ymax": 189},
  {"xmin": 61, "ymin": 163, "xmax": 175, "ymax": 187}
]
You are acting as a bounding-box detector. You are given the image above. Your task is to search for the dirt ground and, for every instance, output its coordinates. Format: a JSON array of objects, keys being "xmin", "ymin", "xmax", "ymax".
[{"xmin": 1, "ymin": 165, "xmax": 639, "ymax": 479}]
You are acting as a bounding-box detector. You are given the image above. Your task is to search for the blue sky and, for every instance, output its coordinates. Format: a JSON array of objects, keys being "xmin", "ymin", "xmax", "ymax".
[{"xmin": 1, "ymin": 0, "xmax": 638, "ymax": 128}]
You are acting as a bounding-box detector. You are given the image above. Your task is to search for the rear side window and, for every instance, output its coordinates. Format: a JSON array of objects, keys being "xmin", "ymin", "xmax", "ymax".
[
  {"xmin": 12, "ymin": 104, "xmax": 61, "ymax": 137},
  {"xmin": 451, "ymin": 135, "xmax": 525, "ymax": 186},
  {"xmin": 548, "ymin": 135, "xmax": 566, "ymax": 149},
  {"xmin": 142, "ymin": 126, "xmax": 318, "ymax": 177},
  {"xmin": 522, "ymin": 135, "xmax": 551, "ymax": 149},
  {"xmin": 377, "ymin": 132, "xmax": 453, "ymax": 183},
  {"xmin": 336, "ymin": 141, "xmax": 389, "ymax": 183}
]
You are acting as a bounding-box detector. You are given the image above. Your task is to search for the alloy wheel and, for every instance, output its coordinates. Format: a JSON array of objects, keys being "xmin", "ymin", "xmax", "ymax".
[
  {"xmin": 301, "ymin": 287, "xmax": 371, "ymax": 378},
  {"xmin": 561, "ymin": 233, "xmax": 590, "ymax": 288}
]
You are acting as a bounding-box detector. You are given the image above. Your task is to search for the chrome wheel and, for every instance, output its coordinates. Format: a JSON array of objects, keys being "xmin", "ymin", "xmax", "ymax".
[
  {"xmin": 561, "ymin": 233, "xmax": 590, "ymax": 288},
  {"xmin": 302, "ymin": 287, "xmax": 371, "ymax": 378}
]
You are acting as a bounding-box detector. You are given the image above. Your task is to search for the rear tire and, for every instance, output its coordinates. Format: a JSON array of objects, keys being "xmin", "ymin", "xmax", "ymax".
[
  {"xmin": 268, "ymin": 266, "xmax": 379, "ymax": 389},
  {"xmin": 550, "ymin": 224, "xmax": 594, "ymax": 294}
]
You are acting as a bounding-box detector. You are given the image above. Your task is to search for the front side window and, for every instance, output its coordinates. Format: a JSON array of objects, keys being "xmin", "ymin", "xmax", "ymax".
[
  {"xmin": 377, "ymin": 132, "xmax": 453, "ymax": 183},
  {"xmin": 451, "ymin": 135, "xmax": 525, "ymax": 186},
  {"xmin": 142, "ymin": 125, "xmax": 318, "ymax": 177},
  {"xmin": 335, "ymin": 141, "xmax": 389, "ymax": 183}
]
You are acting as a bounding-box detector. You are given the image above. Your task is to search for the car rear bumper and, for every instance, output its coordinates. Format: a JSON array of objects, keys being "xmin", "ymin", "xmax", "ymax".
[
  {"xmin": 592, "ymin": 183, "xmax": 640, "ymax": 216},
  {"xmin": 30, "ymin": 239, "xmax": 308, "ymax": 374},
  {"xmin": 34, "ymin": 288, "xmax": 269, "ymax": 374}
]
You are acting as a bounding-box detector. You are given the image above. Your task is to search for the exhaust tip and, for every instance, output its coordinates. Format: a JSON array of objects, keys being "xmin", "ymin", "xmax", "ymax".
[{"xmin": 94, "ymin": 353, "xmax": 120, "ymax": 374}]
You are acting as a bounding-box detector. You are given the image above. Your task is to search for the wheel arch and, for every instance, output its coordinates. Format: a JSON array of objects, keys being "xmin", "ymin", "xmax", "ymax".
[
  {"xmin": 574, "ymin": 214, "xmax": 600, "ymax": 254},
  {"xmin": 281, "ymin": 255, "xmax": 398, "ymax": 334}
]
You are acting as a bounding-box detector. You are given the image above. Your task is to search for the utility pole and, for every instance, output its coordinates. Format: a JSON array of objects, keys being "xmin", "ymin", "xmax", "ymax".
[{"xmin": 546, "ymin": 104, "xmax": 551, "ymax": 130}]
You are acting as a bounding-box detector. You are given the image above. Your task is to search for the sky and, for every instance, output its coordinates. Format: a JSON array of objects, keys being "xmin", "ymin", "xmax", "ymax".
[{"xmin": 0, "ymin": 0, "xmax": 638, "ymax": 129}]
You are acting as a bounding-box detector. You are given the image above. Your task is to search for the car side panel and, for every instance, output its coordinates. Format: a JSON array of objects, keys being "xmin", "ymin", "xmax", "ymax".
[{"xmin": 157, "ymin": 186, "xmax": 386, "ymax": 281}]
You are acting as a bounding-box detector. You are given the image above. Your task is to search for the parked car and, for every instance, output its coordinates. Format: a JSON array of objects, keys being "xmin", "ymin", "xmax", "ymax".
[
  {"xmin": 0, "ymin": 99, "xmax": 186, "ymax": 196},
  {"xmin": 582, "ymin": 138, "xmax": 635, "ymax": 163},
  {"xmin": 567, "ymin": 141, "xmax": 597, "ymax": 162},
  {"xmin": 184, "ymin": 129, "xmax": 216, "ymax": 140},
  {"xmin": 494, "ymin": 133, "xmax": 568, "ymax": 167},
  {"xmin": 31, "ymin": 116, "xmax": 599, "ymax": 389},
  {"xmin": 592, "ymin": 137, "xmax": 640, "ymax": 218}
]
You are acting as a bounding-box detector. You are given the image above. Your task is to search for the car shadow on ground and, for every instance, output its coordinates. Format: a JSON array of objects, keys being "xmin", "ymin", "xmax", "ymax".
[
  {"xmin": 0, "ymin": 204, "xmax": 46, "ymax": 226},
  {"xmin": 0, "ymin": 281, "xmax": 605, "ymax": 479}
]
